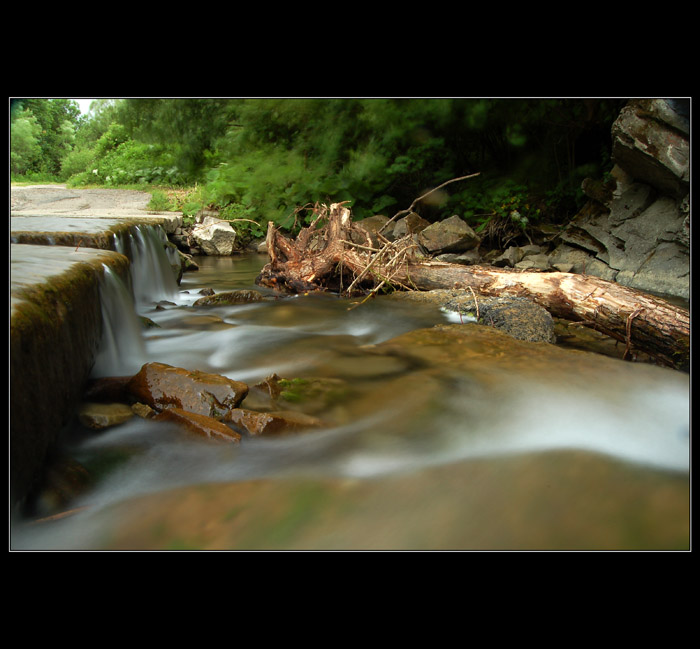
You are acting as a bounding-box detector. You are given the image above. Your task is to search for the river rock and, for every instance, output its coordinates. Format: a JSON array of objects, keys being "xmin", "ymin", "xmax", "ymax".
[
  {"xmin": 417, "ymin": 215, "xmax": 481, "ymax": 254},
  {"xmin": 388, "ymin": 289, "xmax": 555, "ymax": 343},
  {"xmin": 354, "ymin": 214, "xmax": 394, "ymax": 243},
  {"xmin": 126, "ymin": 362, "xmax": 249, "ymax": 420},
  {"xmin": 131, "ymin": 402, "xmax": 157, "ymax": 419},
  {"xmin": 393, "ymin": 212, "xmax": 430, "ymax": 238},
  {"xmin": 77, "ymin": 402, "xmax": 134, "ymax": 429},
  {"xmin": 493, "ymin": 246, "xmax": 523, "ymax": 267},
  {"xmin": 191, "ymin": 216, "xmax": 237, "ymax": 255},
  {"xmin": 193, "ymin": 289, "xmax": 265, "ymax": 306},
  {"xmin": 156, "ymin": 407, "xmax": 242, "ymax": 442},
  {"xmin": 435, "ymin": 249, "xmax": 481, "ymax": 265},
  {"xmin": 225, "ymin": 408, "xmax": 324, "ymax": 436},
  {"xmin": 514, "ymin": 253, "xmax": 551, "ymax": 271}
]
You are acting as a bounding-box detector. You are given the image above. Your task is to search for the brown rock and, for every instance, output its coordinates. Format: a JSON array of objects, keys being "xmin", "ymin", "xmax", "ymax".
[
  {"xmin": 225, "ymin": 408, "xmax": 324, "ymax": 437},
  {"xmin": 126, "ymin": 362, "xmax": 248, "ymax": 419},
  {"xmin": 131, "ymin": 402, "xmax": 157, "ymax": 419},
  {"xmin": 78, "ymin": 402, "xmax": 134, "ymax": 430},
  {"xmin": 156, "ymin": 407, "xmax": 242, "ymax": 443}
]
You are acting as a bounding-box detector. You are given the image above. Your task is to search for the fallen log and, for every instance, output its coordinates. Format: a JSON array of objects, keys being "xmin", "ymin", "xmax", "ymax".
[{"xmin": 256, "ymin": 202, "xmax": 689, "ymax": 370}]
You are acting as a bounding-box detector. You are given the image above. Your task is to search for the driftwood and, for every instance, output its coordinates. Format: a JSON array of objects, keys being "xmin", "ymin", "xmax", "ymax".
[{"xmin": 256, "ymin": 202, "xmax": 690, "ymax": 371}]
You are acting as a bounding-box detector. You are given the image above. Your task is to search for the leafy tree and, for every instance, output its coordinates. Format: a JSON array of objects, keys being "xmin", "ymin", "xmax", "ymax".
[
  {"xmin": 117, "ymin": 99, "xmax": 234, "ymax": 179},
  {"xmin": 11, "ymin": 98, "xmax": 82, "ymax": 175},
  {"xmin": 10, "ymin": 109, "xmax": 43, "ymax": 175}
]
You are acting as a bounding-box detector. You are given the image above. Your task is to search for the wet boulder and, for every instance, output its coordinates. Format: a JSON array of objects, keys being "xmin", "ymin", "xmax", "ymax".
[
  {"xmin": 389, "ymin": 289, "xmax": 555, "ymax": 343},
  {"xmin": 126, "ymin": 362, "xmax": 249, "ymax": 420}
]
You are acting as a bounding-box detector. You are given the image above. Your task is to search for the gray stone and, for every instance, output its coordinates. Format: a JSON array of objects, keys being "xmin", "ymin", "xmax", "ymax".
[
  {"xmin": 493, "ymin": 246, "xmax": 523, "ymax": 267},
  {"xmin": 191, "ymin": 217, "xmax": 237, "ymax": 255},
  {"xmin": 552, "ymin": 177, "xmax": 689, "ymax": 299},
  {"xmin": 514, "ymin": 253, "xmax": 551, "ymax": 271},
  {"xmin": 612, "ymin": 99, "xmax": 690, "ymax": 199},
  {"xmin": 393, "ymin": 212, "xmax": 430, "ymax": 238},
  {"xmin": 417, "ymin": 215, "xmax": 480, "ymax": 254},
  {"xmin": 435, "ymin": 249, "xmax": 481, "ymax": 265}
]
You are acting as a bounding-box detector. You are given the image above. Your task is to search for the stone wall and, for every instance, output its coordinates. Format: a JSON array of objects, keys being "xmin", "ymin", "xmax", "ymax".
[{"xmin": 550, "ymin": 98, "xmax": 690, "ymax": 300}]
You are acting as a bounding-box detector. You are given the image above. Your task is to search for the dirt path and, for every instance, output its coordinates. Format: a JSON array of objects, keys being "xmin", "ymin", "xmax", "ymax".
[{"xmin": 10, "ymin": 184, "xmax": 153, "ymax": 216}]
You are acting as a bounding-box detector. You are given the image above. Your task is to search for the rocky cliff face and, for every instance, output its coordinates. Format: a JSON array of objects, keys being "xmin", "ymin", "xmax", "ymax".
[{"xmin": 550, "ymin": 98, "xmax": 690, "ymax": 300}]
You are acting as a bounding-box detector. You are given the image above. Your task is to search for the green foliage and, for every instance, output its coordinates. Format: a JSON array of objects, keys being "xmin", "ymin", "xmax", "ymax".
[
  {"xmin": 60, "ymin": 146, "xmax": 96, "ymax": 181},
  {"xmin": 14, "ymin": 97, "xmax": 626, "ymax": 241},
  {"xmin": 10, "ymin": 109, "xmax": 42, "ymax": 175},
  {"xmin": 11, "ymin": 99, "xmax": 81, "ymax": 176},
  {"xmin": 453, "ymin": 179, "xmax": 540, "ymax": 230},
  {"xmin": 93, "ymin": 138, "xmax": 183, "ymax": 186},
  {"xmin": 146, "ymin": 190, "xmax": 172, "ymax": 212}
]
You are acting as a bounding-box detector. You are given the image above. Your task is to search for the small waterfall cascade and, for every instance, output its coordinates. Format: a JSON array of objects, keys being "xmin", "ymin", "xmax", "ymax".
[
  {"xmin": 92, "ymin": 265, "xmax": 147, "ymax": 378},
  {"xmin": 93, "ymin": 224, "xmax": 180, "ymax": 377},
  {"xmin": 127, "ymin": 225, "xmax": 179, "ymax": 306}
]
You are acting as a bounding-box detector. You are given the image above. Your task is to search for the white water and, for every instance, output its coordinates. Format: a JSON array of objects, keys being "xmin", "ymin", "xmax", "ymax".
[
  {"xmin": 127, "ymin": 225, "xmax": 180, "ymax": 306},
  {"xmin": 88, "ymin": 243, "xmax": 690, "ymax": 477},
  {"xmin": 91, "ymin": 265, "xmax": 147, "ymax": 377}
]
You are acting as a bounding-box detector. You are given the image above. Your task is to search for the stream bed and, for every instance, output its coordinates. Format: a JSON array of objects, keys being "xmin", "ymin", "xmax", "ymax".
[{"xmin": 12, "ymin": 252, "xmax": 690, "ymax": 551}]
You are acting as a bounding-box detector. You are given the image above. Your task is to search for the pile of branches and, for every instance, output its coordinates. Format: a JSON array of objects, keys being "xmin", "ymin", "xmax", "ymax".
[{"xmin": 258, "ymin": 201, "xmax": 423, "ymax": 299}]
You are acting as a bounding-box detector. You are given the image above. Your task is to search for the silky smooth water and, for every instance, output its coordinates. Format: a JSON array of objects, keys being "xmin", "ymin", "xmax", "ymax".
[{"xmin": 12, "ymin": 251, "xmax": 690, "ymax": 550}]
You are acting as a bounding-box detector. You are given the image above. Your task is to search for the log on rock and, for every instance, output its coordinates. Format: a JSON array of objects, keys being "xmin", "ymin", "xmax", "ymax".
[
  {"xmin": 256, "ymin": 203, "xmax": 689, "ymax": 370},
  {"xmin": 404, "ymin": 263, "xmax": 689, "ymax": 370}
]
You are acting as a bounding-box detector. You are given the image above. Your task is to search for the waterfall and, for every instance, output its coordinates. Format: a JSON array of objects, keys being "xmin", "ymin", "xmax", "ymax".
[
  {"xmin": 92, "ymin": 265, "xmax": 148, "ymax": 378},
  {"xmin": 128, "ymin": 225, "xmax": 179, "ymax": 306},
  {"xmin": 91, "ymin": 224, "xmax": 179, "ymax": 377}
]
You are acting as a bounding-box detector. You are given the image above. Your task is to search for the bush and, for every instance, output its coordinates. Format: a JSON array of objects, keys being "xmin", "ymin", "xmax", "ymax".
[
  {"xmin": 60, "ymin": 147, "xmax": 95, "ymax": 181},
  {"xmin": 94, "ymin": 140, "xmax": 183, "ymax": 186}
]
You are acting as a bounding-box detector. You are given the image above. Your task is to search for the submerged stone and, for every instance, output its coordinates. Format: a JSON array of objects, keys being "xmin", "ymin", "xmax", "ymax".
[
  {"xmin": 225, "ymin": 408, "xmax": 324, "ymax": 436},
  {"xmin": 193, "ymin": 289, "xmax": 265, "ymax": 306},
  {"xmin": 388, "ymin": 290, "xmax": 555, "ymax": 343},
  {"xmin": 126, "ymin": 362, "xmax": 249, "ymax": 420},
  {"xmin": 78, "ymin": 402, "xmax": 135, "ymax": 430}
]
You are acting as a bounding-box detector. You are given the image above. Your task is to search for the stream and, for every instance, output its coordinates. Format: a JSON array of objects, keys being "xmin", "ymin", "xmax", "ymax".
[{"xmin": 12, "ymin": 234, "xmax": 690, "ymax": 551}]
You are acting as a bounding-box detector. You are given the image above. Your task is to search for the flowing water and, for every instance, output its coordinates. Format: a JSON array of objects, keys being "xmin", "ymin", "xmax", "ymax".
[{"xmin": 12, "ymin": 231, "xmax": 691, "ymax": 550}]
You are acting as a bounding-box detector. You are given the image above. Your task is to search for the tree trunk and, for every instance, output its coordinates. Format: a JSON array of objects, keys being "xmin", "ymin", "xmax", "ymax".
[{"xmin": 256, "ymin": 203, "xmax": 689, "ymax": 371}]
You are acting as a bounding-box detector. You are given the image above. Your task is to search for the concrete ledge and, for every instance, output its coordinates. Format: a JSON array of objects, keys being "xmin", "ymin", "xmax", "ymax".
[{"xmin": 11, "ymin": 211, "xmax": 183, "ymax": 239}]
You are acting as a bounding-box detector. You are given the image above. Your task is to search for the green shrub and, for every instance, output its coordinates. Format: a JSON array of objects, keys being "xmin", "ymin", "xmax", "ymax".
[
  {"xmin": 60, "ymin": 147, "xmax": 95, "ymax": 181},
  {"xmin": 146, "ymin": 190, "xmax": 172, "ymax": 212}
]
